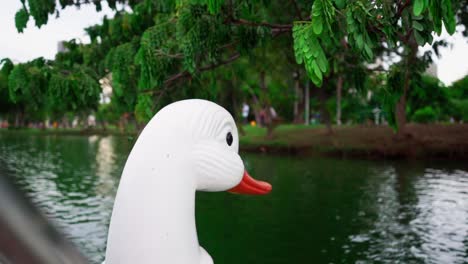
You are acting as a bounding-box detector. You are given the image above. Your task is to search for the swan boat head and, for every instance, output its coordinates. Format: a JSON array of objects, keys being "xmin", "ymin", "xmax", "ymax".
[{"xmin": 104, "ymin": 99, "xmax": 271, "ymax": 264}]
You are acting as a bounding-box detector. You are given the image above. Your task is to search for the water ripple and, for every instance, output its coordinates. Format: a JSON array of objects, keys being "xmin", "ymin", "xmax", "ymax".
[{"xmin": 1, "ymin": 134, "xmax": 467, "ymax": 264}]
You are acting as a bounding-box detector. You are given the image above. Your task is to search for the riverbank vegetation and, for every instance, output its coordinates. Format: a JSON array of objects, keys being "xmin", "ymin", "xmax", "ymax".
[
  {"xmin": 1, "ymin": 0, "xmax": 467, "ymax": 154},
  {"xmin": 2, "ymin": 123, "xmax": 467, "ymax": 159},
  {"xmin": 240, "ymin": 123, "xmax": 468, "ymax": 159}
]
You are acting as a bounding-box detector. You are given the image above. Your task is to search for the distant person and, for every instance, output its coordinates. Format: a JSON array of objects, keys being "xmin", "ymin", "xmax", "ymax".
[
  {"xmin": 372, "ymin": 107, "xmax": 381, "ymax": 125},
  {"xmin": 269, "ymin": 107, "xmax": 277, "ymax": 119},
  {"xmin": 242, "ymin": 103, "xmax": 249, "ymax": 124},
  {"xmin": 88, "ymin": 115, "xmax": 96, "ymax": 128},
  {"xmin": 72, "ymin": 117, "xmax": 79, "ymax": 128},
  {"xmin": 259, "ymin": 108, "xmax": 266, "ymax": 127}
]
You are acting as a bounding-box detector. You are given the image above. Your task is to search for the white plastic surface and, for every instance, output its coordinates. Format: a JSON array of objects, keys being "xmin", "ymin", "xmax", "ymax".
[{"xmin": 104, "ymin": 99, "xmax": 244, "ymax": 264}]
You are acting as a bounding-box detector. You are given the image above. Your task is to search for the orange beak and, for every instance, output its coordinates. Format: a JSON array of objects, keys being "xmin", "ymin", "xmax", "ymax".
[{"xmin": 228, "ymin": 170, "xmax": 272, "ymax": 195}]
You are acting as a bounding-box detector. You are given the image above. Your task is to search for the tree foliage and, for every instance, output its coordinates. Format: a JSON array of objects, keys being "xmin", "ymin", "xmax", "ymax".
[
  {"xmin": 448, "ymin": 75, "xmax": 468, "ymax": 99},
  {"xmin": 448, "ymin": 75, "xmax": 468, "ymax": 121},
  {"xmin": 3, "ymin": 0, "xmax": 466, "ymax": 128}
]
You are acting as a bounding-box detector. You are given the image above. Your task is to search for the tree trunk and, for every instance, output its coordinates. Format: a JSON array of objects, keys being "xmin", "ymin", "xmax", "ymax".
[
  {"xmin": 101, "ymin": 120, "xmax": 107, "ymax": 131},
  {"xmin": 395, "ymin": 64, "xmax": 410, "ymax": 137},
  {"xmin": 395, "ymin": 92, "xmax": 407, "ymax": 135},
  {"xmin": 293, "ymin": 77, "xmax": 304, "ymax": 123},
  {"xmin": 304, "ymin": 81, "xmax": 310, "ymax": 125},
  {"xmin": 247, "ymin": 87, "xmax": 261, "ymax": 126},
  {"xmin": 231, "ymin": 87, "xmax": 246, "ymax": 136},
  {"xmin": 259, "ymin": 71, "xmax": 274, "ymax": 138},
  {"xmin": 395, "ymin": 38, "xmax": 418, "ymax": 137},
  {"xmin": 14, "ymin": 111, "xmax": 20, "ymax": 127},
  {"xmin": 317, "ymin": 81, "xmax": 333, "ymax": 134},
  {"xmin": 336, "ymin": 76, "xmax": 343, "ymax": 126},
  {"xmin": 323, "ymin": 108, "xmax": 332, "ymax": 134}
]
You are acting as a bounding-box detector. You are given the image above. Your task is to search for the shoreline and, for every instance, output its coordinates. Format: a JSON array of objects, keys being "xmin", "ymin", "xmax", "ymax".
[
  {"xmin": 1, "ymin": 124, "xmax": 467, "ymax": 160},
  {"xmin": 238, "ymin": 124, "xmax": 468, "ymax": 160}
]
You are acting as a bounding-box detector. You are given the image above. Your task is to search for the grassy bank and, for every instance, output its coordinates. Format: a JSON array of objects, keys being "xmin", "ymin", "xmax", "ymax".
[
  {"xmin": 239, "ymin": 124, "xmax": 468, "ymax": 159},
  {"xmin": 2, "ymin": 124, "xmax": 467, "ymax": 159},
  {"xmin": 0, "ymin": 127, "xmax": 136, "ymax": 138}
]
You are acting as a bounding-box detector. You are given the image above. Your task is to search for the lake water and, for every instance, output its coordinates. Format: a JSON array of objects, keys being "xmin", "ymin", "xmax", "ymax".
[{"xmin": 0, "ymin": 133, "xmax": 467, "ymax": 264}]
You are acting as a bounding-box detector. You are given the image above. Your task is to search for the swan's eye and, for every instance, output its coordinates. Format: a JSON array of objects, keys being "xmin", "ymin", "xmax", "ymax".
[{"xmin": 226, "ymin": 132, "xmax": 233, "ymax": 146}]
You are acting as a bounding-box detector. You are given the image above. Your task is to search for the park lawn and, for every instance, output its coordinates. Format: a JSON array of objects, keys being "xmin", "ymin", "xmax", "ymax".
[
  {"xmin": 2, "ymin": 123, "xmax": 466, "ymax": 159},
  {"xmin": 239, "ymin": 123, "xmax": 468, "ymax": 159},
  {"xmin": 0, "ymin": 126, "xmax": 135, "ymax": 136}
]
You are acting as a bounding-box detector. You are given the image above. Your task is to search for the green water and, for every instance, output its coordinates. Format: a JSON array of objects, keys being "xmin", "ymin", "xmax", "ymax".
[{"xmin": 1, "ymin": 133, "xmax": 467, "ymax": 264}]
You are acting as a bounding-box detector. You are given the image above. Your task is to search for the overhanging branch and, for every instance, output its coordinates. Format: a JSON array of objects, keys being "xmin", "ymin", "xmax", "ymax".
[
  {"xmin": 229, "ymin": 18, "xmax": 293, "ymax": 29},
  {"xmin": 396, "ymin": 0, "xmax": 411, "ymax": 19},
  {"xmin": 227, "ymin": 18, "xmax": 293, "ymax": 36},
  {"xmin": 141, "ymin": 52, "xmax": 241, "ymax": 95},
  {"xmin": 290, "ymin": 0, "xmax": 304, "ymax": 20}
]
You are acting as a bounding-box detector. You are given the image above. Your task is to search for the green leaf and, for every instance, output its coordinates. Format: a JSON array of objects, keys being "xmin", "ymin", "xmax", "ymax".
[
  {"xmin": 15, "ymin": 8, "xmax": 29, "ymax": 33},
  {"xmin": 364, "ymin": 44, "xmax": 373, "ymax": 60},
  {"xmin": 295, "ymin": 52, "xmax": 303, "ymax": 64},
  {"xmin": 412, "ymin": 21, "xmax": 424, "ymax": 31},
  {"xmin": 334, "ymin": 0, "xmax": 345, "ymax": 9},
  {"xmin": 312, "ymin": 0, "xmax": 322, "ymax": 17},
  {"xmin": 427, "ymin": 33, "xmax": 433, "ymax": 44},
  {"xmin": 414, "ymin": 31, "xmax": 425, "ymax": 46},
  {"xmin": 333, "ymin": 59, "xmax": 338, "ymax": 73},
  {"xmin": 312, "ymin": 17, "xmax": 323, "ymax": 35},
  {"xmin": 312, "ymin": 73, "xmax": 323, "ymax": 86},
  {"xmin": 312, "ymin": 60, "xmax": 323, "ymax": 80},
  {"xmin": 442, "ymin": 0, "xmax": 456, "ymax": 34},
  {"xmin": 312, "ymin": 44, "xmax": 322, "ymax": 58},
  {"xmin": 207, "ymin": 0, "xmax": 224, "ymax": 14},
  {"xmin": 429, "ymin": 1, "xmax": 443, "ymax": 35},
  {"xmin": 413, "ymin": 0, "xmax": 425, "ymax": 16},
  {"xmin": 355, "ymin": 34, "xmax": 364, "ymax": 50},
  {"xmin": 310, "ymin": 37, "xmax": 321, "ymax": 57},
  {"xmin": 317, "ymin": 51, "xmax": 328, "ymax": 72},
  {"xmin": 308, "ymin": 68, "xmax": 321, "ymax": 86},
  {"xmin": 346, "ymin": 12, "xmax": 354, "ymax": 27},
  {"xmin": 434, "ymin": 21, "xmax": 442, "ymax": 35}
]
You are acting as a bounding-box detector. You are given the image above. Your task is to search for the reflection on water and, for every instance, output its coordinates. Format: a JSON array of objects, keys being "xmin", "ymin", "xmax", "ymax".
[
  {"xmin": 348, "ymin": 164, "xmax": 468, "ymax": 263},
  {"xmin": 411, "ymin": 169, "xmax": 468, "ymax": 263},
  {"xmin": 94, "ymin": 136, "xmax": 118, "ymax": 196},
  {"xmin": 0, "ymin": 133, "xmax": 467, "ymax": 264},
  {"xmin": 0, "ymin": 134, "xmax": 130, "ymax": 264}
]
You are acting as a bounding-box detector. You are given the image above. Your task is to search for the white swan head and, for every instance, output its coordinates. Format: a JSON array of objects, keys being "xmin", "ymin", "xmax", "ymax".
[
  {"xmin": 105, "ymin": 99, "xmax": 271, "ymax": 264},
  {"xmin": 138, "ymin": 99, "xmax": 272, "ymax": 194}
]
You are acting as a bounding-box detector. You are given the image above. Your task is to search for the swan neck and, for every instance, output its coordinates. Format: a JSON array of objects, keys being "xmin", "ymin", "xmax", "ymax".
[{"xmin": 105, "ymin": 161, "xmax": 200, "ymax": 264}]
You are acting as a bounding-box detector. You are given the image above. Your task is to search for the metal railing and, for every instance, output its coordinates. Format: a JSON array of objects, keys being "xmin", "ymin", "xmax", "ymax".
[{"xmin": 0, "ymin": 172, "xmax": 89, "ymax": 264}]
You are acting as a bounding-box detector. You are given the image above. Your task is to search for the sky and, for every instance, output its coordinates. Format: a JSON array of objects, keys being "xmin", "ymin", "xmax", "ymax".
[
  {"xmin": 0, "ymin": 2, "xmax": 467, "ymax": 85},
  {"xmin": 420, "ymin": 26, "xmax": 468, "ymax": 85},
  {"xmin": 0, "ymin": 1, "xmax": 115, "ymax": 62}
]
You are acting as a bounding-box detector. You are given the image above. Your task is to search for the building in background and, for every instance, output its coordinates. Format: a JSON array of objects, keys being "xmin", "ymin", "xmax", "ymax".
[
  {"xmin": 57, "ymin": 41, "xmax": 68, "ymax": 53},
  {"xmin": 99, "ymin": 73, "xmax": 113, "ymax": 104},
  {"xmin": 425, "ymin": 63, "xmax": 438, "ymax": 78}
]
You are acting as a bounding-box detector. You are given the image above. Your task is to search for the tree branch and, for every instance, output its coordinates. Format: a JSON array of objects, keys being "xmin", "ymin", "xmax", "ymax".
[
  {"xmin": 164, "ymin": 52, "xmax": 241, "ymax": 85},
  {"xmin": 141, "ymin": 52, "xmax": 241, "ymax": 95},
  {"xmin": 396, "ymin": 0, "xmax": 411, "ymax": 19},
  {"xmin": 396, "ymin": 28, "xmax": 414, "ymax": 43},
  {"xmin": 154, "ymin": 49, "xmax": 184, "ymax": 59},
  {"xmin": 290, "ymin": 0, "xmax": 304, "ymax": 20},
  {"xmin": 228, "ymin": 18, "xmax": 293, "ymax": 33},
  {"xmin": 342, "ymin": 61, "xmax": 388, "ymax": 72}
]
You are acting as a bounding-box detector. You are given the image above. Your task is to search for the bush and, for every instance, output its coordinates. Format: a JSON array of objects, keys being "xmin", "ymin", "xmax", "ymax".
[
  {"xmin": 451, "ymin": 99, "xmax": 468, "ymax": 122},
  {"xmin": 412, "ymin": 106, "xmax": 437, "ymax": 123},
  {"xmin": 448, "ymin": 75, "xmax": 468, "ymax": 99}
]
